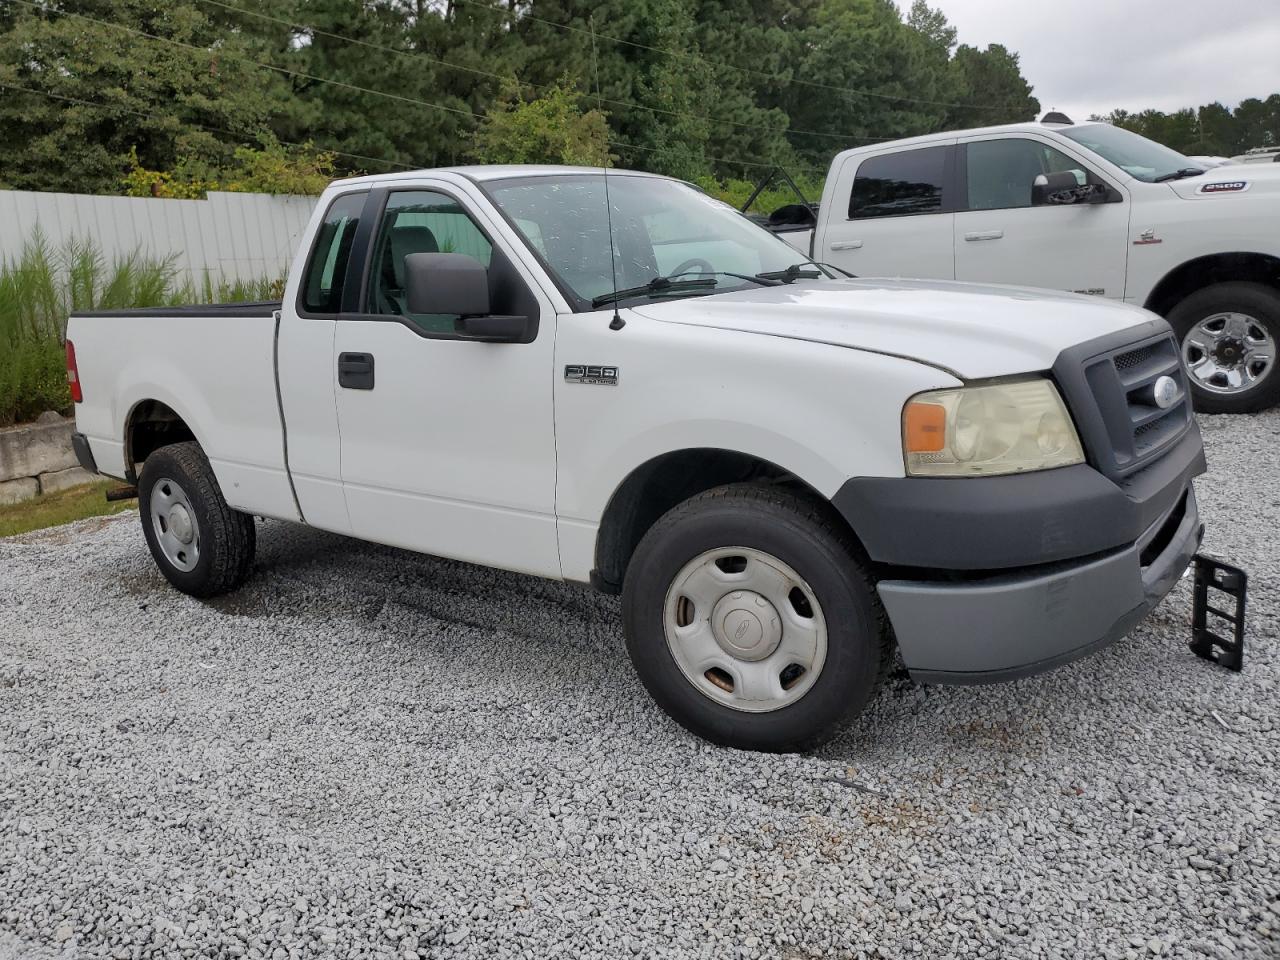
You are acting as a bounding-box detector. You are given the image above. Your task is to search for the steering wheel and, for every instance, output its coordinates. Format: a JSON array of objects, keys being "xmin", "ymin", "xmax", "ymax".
[{"xmin": 669, "ymin": 258, "xmax": 715, "ymax": 279}]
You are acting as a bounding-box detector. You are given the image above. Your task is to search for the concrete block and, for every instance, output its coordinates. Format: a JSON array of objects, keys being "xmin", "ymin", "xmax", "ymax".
[
  {"xmin": 0, "ymin": 419, "xmax": 77, "ymax": 483},
  {"xmin": 38, "ymin": 466, "xmax": 97, "ymax": 495},
  {"xmin": 0, "ymin": 476, "xmax": 39, "ymax": 506}
]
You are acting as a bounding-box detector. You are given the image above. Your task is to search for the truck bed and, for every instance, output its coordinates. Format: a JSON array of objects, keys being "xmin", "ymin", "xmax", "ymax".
[{"xmin": 66, "ymin": 300, "xmax": 298, "ymax": 523}]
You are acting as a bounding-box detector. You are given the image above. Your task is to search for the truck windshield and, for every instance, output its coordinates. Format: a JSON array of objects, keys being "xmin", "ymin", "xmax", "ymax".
[
  {"xmin": 1059, "ymin": 123, "xmax": 1202, "ymax": 183},
  {"xmin": 485, "ymin": 173, "xmax": 829, "ymax": 310}
]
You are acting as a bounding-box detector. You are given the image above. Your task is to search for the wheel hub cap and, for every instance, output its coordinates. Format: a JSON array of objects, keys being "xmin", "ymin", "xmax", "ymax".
[
  {"xmin": 168, "ymin": 504, "xmax": 195, "ymax": 544},
  {"xmin": 1213, "ymin": 337, "xmax": 1245, "ymax": 366},
  {"xmin": 662, "ymin": 547, "xmax": 829, "ymax": 714},
  {"xmin": 711, "ymin": 591, "xmax": 782, "ymax": 661},
  {"xmin": 149, "ymin": 477, "xmax": 200, "ymax": 572}
]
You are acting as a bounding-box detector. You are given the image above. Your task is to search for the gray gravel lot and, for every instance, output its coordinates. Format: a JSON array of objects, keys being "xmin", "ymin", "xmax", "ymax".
[{"xmin": 2, "ymin": 411, "xmax": 1279, "ymax": 960}]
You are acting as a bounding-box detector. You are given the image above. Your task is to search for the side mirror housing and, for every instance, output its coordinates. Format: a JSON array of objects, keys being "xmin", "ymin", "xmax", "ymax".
[
  {"xmin": 404, "ymin": 252, "xmax": 491, "ymax": 317},
  {"xmin": 403, "ymin": 251, "xmax": 531, "ymax": 343},
  {"xmin": 1032, "ymin": 172, "xmax": 1110, "ymax": 206}
]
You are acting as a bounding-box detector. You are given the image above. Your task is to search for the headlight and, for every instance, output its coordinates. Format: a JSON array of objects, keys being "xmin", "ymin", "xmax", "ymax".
[{"xmin": 903, "ymin": 378, "xmax": 1085, "ymax": 477}]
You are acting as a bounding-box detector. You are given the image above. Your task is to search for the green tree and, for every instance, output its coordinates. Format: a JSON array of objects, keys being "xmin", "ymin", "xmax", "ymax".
[
  {"xmin": 0, "ymin": 0, "xmax": 295, "ymax": 193},
  {"xmin": 945, "ymin": 44, "xmax": 1039, "ymax": 128},
  {"xmin": 470, "ymin": 78, "xmax": 611, "ymax": 166}
]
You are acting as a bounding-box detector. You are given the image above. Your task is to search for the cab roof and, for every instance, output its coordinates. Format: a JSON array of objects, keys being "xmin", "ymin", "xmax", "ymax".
[
  {"xmin": 833, "ymin": 120, "xmax": 1103, "ymax": 160},
  {"xmin": 330, "ymin": 164, "xmax": 665, "ymax": 188}
]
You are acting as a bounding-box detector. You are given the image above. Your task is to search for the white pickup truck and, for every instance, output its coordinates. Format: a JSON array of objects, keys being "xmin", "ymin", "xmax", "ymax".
[
  {"xmin": 68, "ymin": 165, "xmax": 1206, "ymax": 751},
  {"xmin": 764, "ymin": 117, "xmax": 1280, "ymax": 414}
]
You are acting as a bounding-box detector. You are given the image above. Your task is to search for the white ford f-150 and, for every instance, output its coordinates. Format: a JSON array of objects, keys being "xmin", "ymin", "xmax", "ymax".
[
  {"xmin": 68, "ymin": 165, "xmax": 1206, "ymax": 751},
  {"xmin": 762, "ymin": 117, "xmax": 1280, "ymax": 414}
]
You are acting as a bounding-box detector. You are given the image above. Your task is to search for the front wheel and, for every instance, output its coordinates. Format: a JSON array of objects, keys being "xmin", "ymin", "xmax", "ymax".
[
  {"xmin": 622, "ymin": 484, "xmax": 891, "ymax": 753},
  {"xmin": 1170, "ymin": 282, "xmax": 1280, "ymax": 414},
  {"xmin": 139, "ymin": 442, "xmax": 256, "ymax": 598}
]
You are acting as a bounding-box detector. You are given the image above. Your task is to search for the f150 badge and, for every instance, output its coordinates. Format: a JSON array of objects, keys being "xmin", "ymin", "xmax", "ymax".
[{"xmin": 565, "ymin": 365, "xmax": 619, "ymax": 386}]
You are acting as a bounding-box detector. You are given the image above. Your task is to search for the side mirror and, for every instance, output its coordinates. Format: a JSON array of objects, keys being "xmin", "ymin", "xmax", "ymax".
[
  {"xmin": 404, "ymin": 252, "xmax": 491, "ymax": 317},
  {"xmin": 402, "ymin": 252, "xmax": 531, "ymax": 343},
  {"xmin": 1032, "ymin": 172, "xmax": 1109, "ymax": 206}
]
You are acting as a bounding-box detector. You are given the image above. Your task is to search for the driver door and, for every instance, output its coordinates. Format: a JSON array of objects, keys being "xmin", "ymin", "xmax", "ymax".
[
  {"xmin": 332, "ymin": 184, "xmax": 561, "ymax": 577},
  {"xmin": 952, "ymin": 134, "xmax": 1130, "ymax": 299}
]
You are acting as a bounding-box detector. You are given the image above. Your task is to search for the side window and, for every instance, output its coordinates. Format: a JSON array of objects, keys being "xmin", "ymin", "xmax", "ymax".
[
  {"xmin": 965, "ymin": 139, "xmax": 1091, "ymax": 211},
  {"xmin": 366, "ymin": 190, "xmax": 493, "ymax": 335},
  {"xmin": 848, "ymin": 146, "xmax": 948, "ymax": 219},
  {"xmin": 301, "ymin": 192, "xmax": 366, "ymax": 313}
]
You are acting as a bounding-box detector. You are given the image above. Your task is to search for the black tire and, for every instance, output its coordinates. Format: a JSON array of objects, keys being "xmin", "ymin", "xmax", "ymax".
[
  {"xmin": 138, "ymin": 441, "xmax": 256, "ymax": 598},
  {"xmin": 622, "ymin": 484, "xmax": 892, "ymax": 753},
  {"xmin": 1168, "ymin": 281, "xmax": 1280, "ymax": 414}
]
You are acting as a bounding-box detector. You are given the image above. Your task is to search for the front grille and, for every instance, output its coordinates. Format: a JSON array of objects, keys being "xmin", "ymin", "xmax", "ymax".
[
  {"xmin": 1114, "ymin": 344, "xmax": 1156, "ymax": 372},
  {"xmin": 1080, "ymin": 334, "xmax": 1191, "ymax": 476}
]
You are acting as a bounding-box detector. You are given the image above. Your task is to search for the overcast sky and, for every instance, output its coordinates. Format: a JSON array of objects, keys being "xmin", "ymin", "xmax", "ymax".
[{"xmin": 933, "ymin": 0, "xmax": 1280, "ymax": 121}]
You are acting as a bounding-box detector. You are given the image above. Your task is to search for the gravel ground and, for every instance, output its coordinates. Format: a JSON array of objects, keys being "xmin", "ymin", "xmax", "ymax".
[{"xmin": 2, "ymin": 410, "xmax": 1278, "ymax": 960}]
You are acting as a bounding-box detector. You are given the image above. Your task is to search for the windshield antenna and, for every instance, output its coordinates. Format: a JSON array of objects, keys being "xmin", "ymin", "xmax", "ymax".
[{"xmin": 590, "ymin": 17, "xmax": 625, "ymax": 331}]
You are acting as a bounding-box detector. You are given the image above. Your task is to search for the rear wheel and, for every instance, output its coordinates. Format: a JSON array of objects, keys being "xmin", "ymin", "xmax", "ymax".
[
  {"xmin": 139, "ymin": 442, "xmax": 256, "ymax": 597},
  {"xmin": 1170, "ymin": 282, "xmax": 1280, "ymax": 414},
  {"xmin": 622, "ymin": 484, "xmax": 891, "ymax": 753}
]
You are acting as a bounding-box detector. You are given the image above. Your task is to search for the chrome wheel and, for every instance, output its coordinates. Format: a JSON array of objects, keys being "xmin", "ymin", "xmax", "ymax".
[
  {"xmin": 149, "ymin": 476, "xmax": 200, "ymax": 572},
  {"xmin": 663, "ymin": 546, "xmax": 827, "ymax": 713},
  {"xmin": 1181, "ymin": 312, "xmax": 1275, "ymax": 395}
]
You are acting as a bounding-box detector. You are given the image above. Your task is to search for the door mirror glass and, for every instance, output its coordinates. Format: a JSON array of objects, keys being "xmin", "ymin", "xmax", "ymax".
[{"xmin": 404, "ymin": 253, "xmax": 491, "ymax": 318}]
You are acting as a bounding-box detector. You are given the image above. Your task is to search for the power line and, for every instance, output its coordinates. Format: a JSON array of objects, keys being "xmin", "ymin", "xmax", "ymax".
[
  {"xmin": 0, "ymin": 79, "xmax": 420, "ymax": 172},
  {"xmin": 452, "ymin": 0, "xmax": 999, "ymax": 111},
  {"xmin": 9, "ymin": 0, "xmax": 826, "ymax": 178},
  {"xmin": 196, "ymin": 0, "xmax": 894, "ymax": 145}
]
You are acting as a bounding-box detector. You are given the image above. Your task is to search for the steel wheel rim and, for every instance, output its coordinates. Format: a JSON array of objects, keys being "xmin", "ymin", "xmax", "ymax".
[
  {"xmin": 150, "ymin": 476, "xmax": 200, "ymax": 572},
  {"xmin": 1181, "ymin": 312, "xmax": 1275, "ymax": 395},
  {"xmin": 663, "ymin": 546, "xmax": 828, "ymax": 714}
]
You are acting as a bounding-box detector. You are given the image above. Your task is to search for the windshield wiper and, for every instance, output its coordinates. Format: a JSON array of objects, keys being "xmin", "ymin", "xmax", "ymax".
[
  {"xmin": 591, "ymin": 269, "xmax": 787, "ymax": 308},
  {"xmin": 1152, "ymin": 167, "xmax": 1206, "ymax": 183},
  {"xmin": 666, "ymin": 270, "xmax": 780, "ymax": 287},
  {"xmin": 590, "ymin": 276, "xmax": 716, "ymax": 309},
  {"xmin": 754, "ymin": 263, "xmax": 824, "ymax": 284}
]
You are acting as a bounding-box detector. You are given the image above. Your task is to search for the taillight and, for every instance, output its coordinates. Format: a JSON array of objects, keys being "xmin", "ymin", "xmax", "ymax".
[{"xmin": 66, "ymin": 340, "xmax": 83, "ymax": 403}]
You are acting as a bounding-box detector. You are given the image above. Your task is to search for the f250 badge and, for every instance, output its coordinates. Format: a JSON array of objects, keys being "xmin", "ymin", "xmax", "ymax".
[{"xmin": 565, "ymin": 365, "xmax": 619, "ymax": 386}]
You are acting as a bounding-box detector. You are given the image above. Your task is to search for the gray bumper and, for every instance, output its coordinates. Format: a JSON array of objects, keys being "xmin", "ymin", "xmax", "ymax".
[{"xmin": 879, "ymin": 485, "xmax": 1202, "ymax": 684}]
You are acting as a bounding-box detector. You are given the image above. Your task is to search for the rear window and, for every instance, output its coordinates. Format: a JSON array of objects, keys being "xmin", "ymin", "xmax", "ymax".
[
  {"xmin": 301, "ymin": 192, "xmax": 367, "ymax": 314},
  {"xmin": 849, "ymin": 146, "xmax": 948, "ymax": 219}
]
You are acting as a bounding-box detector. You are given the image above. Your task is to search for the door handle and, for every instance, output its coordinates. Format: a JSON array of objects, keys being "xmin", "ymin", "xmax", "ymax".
[
  {"xmin": 963, "ymin": 230, "xmax": 1004, "ymax": 242},
  {"xmin": 338, "ymin": 352, "xmax": 375, "ymax": 390},
  {"xmin": 830, "ymin": 240, "xmax": 863, "ymax": 251}
]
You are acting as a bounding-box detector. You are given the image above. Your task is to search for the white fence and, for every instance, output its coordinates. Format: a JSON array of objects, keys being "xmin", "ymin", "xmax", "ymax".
[{"xmin": 0, "ymin": 189, "xmax": 317, "ymax": 285}]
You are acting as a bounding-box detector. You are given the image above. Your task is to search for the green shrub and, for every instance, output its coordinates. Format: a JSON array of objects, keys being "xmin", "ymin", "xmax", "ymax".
[
  {"xmin": 0, "ymin": 339, "xmax": 69, "ymax": 426},
  {"xmin": 0, "ymin": 234, "xmax": 283, "ymax": 426}
]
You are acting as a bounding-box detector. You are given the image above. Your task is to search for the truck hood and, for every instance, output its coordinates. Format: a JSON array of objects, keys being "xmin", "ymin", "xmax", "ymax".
[
  {"xmin": 1167, "ymin": 164, "xmax": 1280, "ymax": 200},
  {"xmin": 631, "ymin": 278, "xmax": 1155, "ymax": 379}
]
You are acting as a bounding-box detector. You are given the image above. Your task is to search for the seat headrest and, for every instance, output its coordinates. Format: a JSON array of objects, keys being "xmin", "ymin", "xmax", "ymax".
[{"xmin": 389, "ymin": 225, "xmax": 438, "ymax": 287}]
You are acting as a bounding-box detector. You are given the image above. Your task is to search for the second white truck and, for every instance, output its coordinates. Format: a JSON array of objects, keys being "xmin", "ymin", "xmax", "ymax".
[
  {"xmin": 68, "ymin": 165, "xmax": 1206, "ymax": 751},
  {"xmin": 765, "ymin": 117, "xmax": 1280, "ymax": 414}
]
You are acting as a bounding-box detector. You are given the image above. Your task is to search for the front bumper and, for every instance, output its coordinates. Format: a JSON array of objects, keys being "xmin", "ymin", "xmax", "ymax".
[{"xmin": 877, "ymin": 484, "xmax": 1202, "ymax": 683}]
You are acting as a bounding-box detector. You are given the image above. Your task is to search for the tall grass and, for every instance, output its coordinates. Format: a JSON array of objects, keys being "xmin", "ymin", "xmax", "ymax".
[{"xmin": 0, "ymin": 233, "xmax": 284, "ymax": 426}]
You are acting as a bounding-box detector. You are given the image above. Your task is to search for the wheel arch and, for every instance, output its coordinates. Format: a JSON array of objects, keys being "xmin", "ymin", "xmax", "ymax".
[
  {"xmin": 1144, "ymin": 252, "xmax": 1280, "ymax": 317},
  {"xmin": 123, "ymin": 398, "xmax": 202, "ymax": 482},
  {"xmin": 591, "ymin": 447, "xmax": 859, "ymax": 594}
]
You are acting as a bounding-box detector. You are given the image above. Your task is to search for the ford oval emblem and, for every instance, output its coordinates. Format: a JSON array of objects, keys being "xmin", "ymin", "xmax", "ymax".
[{"xmin": 1153, "ymin": 375, "xmax": 1179, "ymax": 409}]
